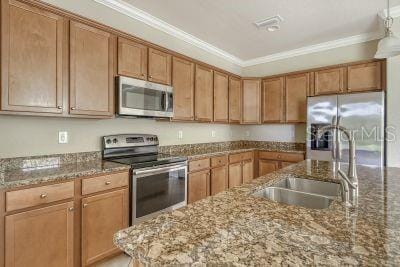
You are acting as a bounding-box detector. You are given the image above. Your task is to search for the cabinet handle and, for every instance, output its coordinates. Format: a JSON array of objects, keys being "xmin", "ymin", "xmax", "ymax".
[
  {"xmin": 105, "ymin": 181, "xmax": 111, "ymax": 185},
  {"xmin": 83, "ymin": 203, "xmax": 88, "ymax": 208},
  {"xmin": 277, "ymin": 155, "xmax": 282, "ymax": 159},
  {"xmin": 149, "ymin": 75, "xmax": 153, "ymax": 79},
  {"xmin": 40, "ymin": 193, "xmax": 47, "ymax": 199},
  {"xmin": 71, "ymin": 107, "xmax": 76, "ymax": 110},
  {"xmin": 57, "ymin": 106, "xmax": 62, "ymax": 109},
  {"xmin": 68, "ymin": 207, "xmax": 74, "ymax": 212}
]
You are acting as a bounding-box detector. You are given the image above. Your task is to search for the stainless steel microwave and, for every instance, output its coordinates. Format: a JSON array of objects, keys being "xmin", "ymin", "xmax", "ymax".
[{"xmin": 117, "ymin": 76, "xmax": 173, "ymax": 118}]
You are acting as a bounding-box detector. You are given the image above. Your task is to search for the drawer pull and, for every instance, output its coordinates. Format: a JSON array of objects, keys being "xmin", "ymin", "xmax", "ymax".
[
  {"xmin": 68, "ymin": 207, "xmax": 74, "ymax": 212},
  {"xmin": 105, "ymin": 181, "xmax": 111, "ymax": 185},
  {"xmin": 40, "ymin": 194, "xmax": 47, "ymax": 199},
  {"xmin": 277, "ymin": 155, "xmax": 282, "ymax": 159},
  {"xmin": 83, "ymin": 203, "xmax": 88, "ymax": 208}
]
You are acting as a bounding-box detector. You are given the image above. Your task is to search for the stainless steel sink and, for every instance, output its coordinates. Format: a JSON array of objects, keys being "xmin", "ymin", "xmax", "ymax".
[
  {"xmin": 253, "ymin": 187, "xmax": 334, "ymax": 209},
  {"xmin": 273, "ymin": 177, "xmax": 340, "ymax": 199}
]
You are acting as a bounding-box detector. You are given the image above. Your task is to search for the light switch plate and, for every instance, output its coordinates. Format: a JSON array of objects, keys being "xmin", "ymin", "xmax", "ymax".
[
  {"xmin": 58, "ymin": 131, "xmax": 68, "ymax": 144},
  {"xmin": 211, "ymin": 130, "xmax": 216, "ymax": 137}
]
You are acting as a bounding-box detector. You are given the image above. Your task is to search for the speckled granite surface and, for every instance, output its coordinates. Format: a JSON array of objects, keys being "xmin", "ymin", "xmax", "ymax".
[
  {"xmin": 0, "ymin": 152, "xmax": 130, "ymax": 190},
  {"xmin": 114, "ymin": 160, "xmax": 400, "ymax": 266}
]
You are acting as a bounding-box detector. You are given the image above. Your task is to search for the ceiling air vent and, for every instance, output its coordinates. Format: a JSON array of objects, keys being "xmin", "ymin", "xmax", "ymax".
[{"xmin": 254, "ymin": 15, "xmax": 284, "ymax": 32}]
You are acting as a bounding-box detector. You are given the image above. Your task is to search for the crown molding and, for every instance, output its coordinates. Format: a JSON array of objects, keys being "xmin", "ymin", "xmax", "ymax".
[
  {"xmin": 378, "ymin": 5, "xmax": 400, "ymax": 19},
  {"xmin": 94, "ymin": 0, "xmax": 386, "ymax": 68}
]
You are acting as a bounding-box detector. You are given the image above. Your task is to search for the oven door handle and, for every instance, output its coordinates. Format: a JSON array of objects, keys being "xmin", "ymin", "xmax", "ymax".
[{"xmin": 133, "ymin": 164, "xmax": 187, "ymax": 175}]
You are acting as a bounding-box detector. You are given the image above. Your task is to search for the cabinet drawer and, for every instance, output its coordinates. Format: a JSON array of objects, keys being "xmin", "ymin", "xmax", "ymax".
[
  {"xmin": 189, "ymin": 158, "xmax": 210, "ymax": 172},
  {"xmin": 259, "ymin": 151, "xmax": 304, "ymax": 162},
  {"xmin": 6, "ymin": 181, "xmax": 74, "ymax": 212},
  {"xmin": 82, "ymin": 172, "xmax": 129, "ymax": 195},
  {"xmin": 211, "ymin": 155, "xmax": 227, "ymax": 167},
  {"xmin": 229, "ymin": 152, "xmax": 253, "ymax": 164}
]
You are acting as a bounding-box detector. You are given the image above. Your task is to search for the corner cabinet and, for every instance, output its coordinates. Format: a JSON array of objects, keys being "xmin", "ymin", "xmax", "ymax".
[
  {"xmin": 194, "ymin": 65, "xmax": 213, "ymax": 122},
  {"xmin": 285, "ymin": 73, "xmax": 311, "ymax": 123},
  {"xmin": 69, "ymin": 21, "xmax": 115, "ymax": 117},
  {"xmin": 213, "ymin": 71, "xmax": 229, "ymax": 123},
  {"xmin": 262, "ymin": 77, "xmax": 285, "ymax": 123},
  {"xmin": 1, "ymin": 0, "xmax": 67, "ymax": 114},
  {"xmin": 172, "ymin": 57, "xmax": 195, "ymax": 121},
  {"xmin": 241, "ymin": 79, "xmax": 261, "ymax": 124}
]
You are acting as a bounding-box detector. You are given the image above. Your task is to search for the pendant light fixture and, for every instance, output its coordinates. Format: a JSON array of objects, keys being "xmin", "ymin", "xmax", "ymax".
[{"xmin": 375, "ymin": 0, "xmax": 400, "ymax": 58}]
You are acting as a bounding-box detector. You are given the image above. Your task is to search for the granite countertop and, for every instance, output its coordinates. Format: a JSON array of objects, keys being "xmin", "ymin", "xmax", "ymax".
[{"xmin": 114, "ymin": 160, "xmax": 400, "ymax": 266}]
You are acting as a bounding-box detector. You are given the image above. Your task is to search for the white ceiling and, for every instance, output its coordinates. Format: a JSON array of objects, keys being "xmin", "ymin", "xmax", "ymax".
[{"xmin": 98, "ymin": 0, "xmax": 400, "ymax": 66}]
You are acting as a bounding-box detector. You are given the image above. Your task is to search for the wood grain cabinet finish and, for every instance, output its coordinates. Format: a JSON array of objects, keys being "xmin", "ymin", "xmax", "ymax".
[
  {"xmin": 213, "ymin": 71, "xmax": 229, "ymax": 123},
  {"xmin": 228, "ymin": 162, "xmax": 242, "ymax": 188},
  {"xmin": 259, "ymin": 160, "xmax": 280, "ymax": 176},
  {"xmin": 347, "ymin": 61, "xmax": 382, "ymax": 92},
  {"xmin": 188, "ymin": 170, "xmax": 210, "ymax": 204},
  {"xmin": 148, "ymin": 48, "xmax": 172, "ymax": 85},
  {"xmin": 81, "ymin": 189, "xmax": 128, "ymax": 266},
  {"xmin": 5, "ymin": 201, "xmax": 74, "ymax": 267},
  {"xmin": 172, "ymin": 57, "xmax": 195, "ymax": 121},
  {"xmin": 1, "ymin": 0, "xmax": 66, "ymax": 113},
  {"xmin": 242, "ymin": 79, "xmax": 261, "ymax": 124},
  {"xmin": 262, "ymin": 77, "xmax": 285, "ymax": 123},
  {"xmin": 210, "ymin": 166, "xmax": 228, "ymax": 195},
  {"xmin": 229, "ymin": 77, "xmax": 241, "ymax": 123},
  {"xmin": 117, "ymin": 37, "xmax": 147, "ymax": 80},
  {"xmin": 69, "ymin": 21, "xmax": 115, "ymax": 117},
  {"xmin": 285, "ymin": 73, "xmax": 310, "ymax": 123},
  {"xmin": 194, "ymin": 65, "xmax": 214, "ymax": 122},
  {"xmin": 242, "ymin": 160, "xmax": 254, "ymax": 183},
  {"xmin": 314, "ymin": 67, "xmax": 345, "ymax": 95}
]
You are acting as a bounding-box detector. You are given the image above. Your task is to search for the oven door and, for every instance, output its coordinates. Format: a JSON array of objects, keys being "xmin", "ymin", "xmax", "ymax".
[
  {"xmin": 131, "ymin": 163, "xmax": 187, "ymax": 224},
  {"xmin": 117, "ymin": 76, "xmax": 173, "ymax": 117}
]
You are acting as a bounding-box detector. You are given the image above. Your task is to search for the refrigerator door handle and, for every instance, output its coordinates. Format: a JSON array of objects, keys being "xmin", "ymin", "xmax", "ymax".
[
  {"xmin": 337, "ymin": 115, "xmax": 342, "ymax": 160},
  {"xmin": 331, "ymin": 116, "xmax": 337, "ymax": 160}
]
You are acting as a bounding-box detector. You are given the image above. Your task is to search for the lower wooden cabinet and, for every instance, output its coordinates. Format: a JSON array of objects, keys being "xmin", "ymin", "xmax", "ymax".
[
  {"xmin": 5, "ymin": 202, "xmax": 74, "ymax": 267},
  {"xmin": 259, "ymin": 160, "xmax": 280, "ymax": 176},
  {"xmin": 242, "ymin": 160, "xmax": 254, "ymax": 183},
  {"xmin": 210, "ymin": 166, "xmax": 228, "ymax": 195},
  {"xmin": 81, "ymin": 189, "xmax": 128, "ymax": 266},
  {"xmin": 188, "ymin": 170, "xmax": 210, "ymax": 204},
  {"xmin": 228, "ymin": 162, "xmax": 242, "ymax": 188},
  {"xmin": 258, "ymin": 152, "xmax": 305, "ymax": 177}
]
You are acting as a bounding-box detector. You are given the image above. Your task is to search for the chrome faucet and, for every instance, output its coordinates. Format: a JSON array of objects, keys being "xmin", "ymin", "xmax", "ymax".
[{"xmin": 318, "ymin": 125, "xmax": 358, "ymax": 206}]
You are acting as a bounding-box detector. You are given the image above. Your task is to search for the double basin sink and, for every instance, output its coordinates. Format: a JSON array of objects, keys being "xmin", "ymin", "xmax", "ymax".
[{"xmin": 253, "ymin": 177, "xmax": 340, "ymax": 209}]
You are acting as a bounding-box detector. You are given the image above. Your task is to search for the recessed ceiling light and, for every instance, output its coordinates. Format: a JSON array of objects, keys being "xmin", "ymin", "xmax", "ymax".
[{"xmin": 254, "ymin": 15, "xmax": 284, "ymax": 32}]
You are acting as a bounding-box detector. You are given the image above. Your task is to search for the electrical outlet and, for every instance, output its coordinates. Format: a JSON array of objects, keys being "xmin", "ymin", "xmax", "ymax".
[
  {"xmin": 178, "ymin": 131, "xmax": 183, "ymax": 139},
  {"xmin": 211, "ymin": 130, "xmax": 216, "ymax": 137},
  {"xmin": 58, "ymin": 131, "xmax": 68, "ymax": 144}
]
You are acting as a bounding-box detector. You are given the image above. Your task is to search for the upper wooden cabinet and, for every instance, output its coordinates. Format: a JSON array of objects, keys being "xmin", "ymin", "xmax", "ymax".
[
  {"xmin": 148, "ymin": 48, "xmax": 172, "ymax": 85},
  {"xmin": 117, "ymin": 37, "xmax": 147, "ymax": 80},
  {"xmin": 242, "ymin": 79, "xmax": 261, "ymax": 124},
  {"xmin": 262, "ymin": 77, "xmax": 285, "ymax": 123},
  {"xmin": 69, "ymin": 21, "xmax": 115, "ymax": 117},
  {"xmin": 285, "ymin": 73, "xmax": 310, "ymax": 123},
  {"xmin": 1, "ymin": 0, "xmax": 66, "ymax": 114},
  {"xmin": 172, "ymin": 57, "xmax": 195, "ymax": 121},
  {"xmin": 213, "ymin": 71, "xmax": 229, "ymax": 123},
  {"xmin": 229, "ymin": 77, "xmax": 241, "ymax": 123},
  {"xmin": 314, "ymin": 67, "xmax": 345, "ymax": 95},
  {"xmin": 195, "ymin": 65, "xmax": 213, "ymax": 122},
  {"xmin": 347, "ymin": 61, "xmax": 383, "ymax": 92}
]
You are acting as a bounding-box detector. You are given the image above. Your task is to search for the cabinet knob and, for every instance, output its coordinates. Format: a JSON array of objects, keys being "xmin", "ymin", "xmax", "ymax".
[
  {"xmin": 57, "ymin": 106, "xmax": 62, "ymax": 109},
  {"xmin": 83, "ymin": 203, "xmax": 88, "ymax": 208},
  {"xmin": 149, "ymin": 75, "xmax": 153, "ymax": 79},
  {"xmin": 71, "ymin": 107, "xmax": 76, "ymax": 110},
  {"xmin": 68, "ymin": 207, "xmax": 74, "ymax": 212},
  {"xmin": 105, "ymin": 181, "xmax": 111, "ymax": 185},
  {"xmin": 40, "ymin": 193, "xmax": 47, "ymax": 199}
]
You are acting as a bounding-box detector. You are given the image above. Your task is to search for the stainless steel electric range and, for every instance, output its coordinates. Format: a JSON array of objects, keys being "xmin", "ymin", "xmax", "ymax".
[{"xmin": 102, "ymin": 134, "xmax": 187, "ymax": 225}]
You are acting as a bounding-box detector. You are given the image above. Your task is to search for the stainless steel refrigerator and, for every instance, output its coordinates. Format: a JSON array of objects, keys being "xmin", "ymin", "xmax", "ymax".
[{"xmin": 307, "ymin": 91, "xmax": 385, "ymax": 166}]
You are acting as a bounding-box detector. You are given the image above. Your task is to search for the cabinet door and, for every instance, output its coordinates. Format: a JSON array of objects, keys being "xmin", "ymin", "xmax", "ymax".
[
  {"xmin": 117, "ymin": 37, "xmax": 147, "ymax": 80},
  {"xmin": 82, "ymin": 189, "xmax": 128, "ymax": 266},
  {"xmin": 148, "ymin": 48, "xmax": 172, "ymax": 85},
  {"xmin": 259, "ymin": 160, "xmax": 280, "ymax": 176},
  {"xmin": 228, "ymin": 163, "xmax": 242, "ymax": 188},
  {"xmin": 194, "ymin": 65, "xmax": 213, "ymax": 122},
  {"xmin": 262, "ymin": 77, "xmax": 285, "ymax": 123},
  {"xmin": 188, "ymin": 170, "xmax": 210, "ymax": 204},
  {"xmin": 172, "ymin": 57, "xmax": 195, "ymax": 121},
  {"xmin": 229, "ymin": 77, "xmax": 241, "ymax": 123},
  {"xmin": 285, "ymin": 73, "xmax": 310, "ymax": 123},
  {"xmin": 281, "ymin": 162, "xmax": 293, "ymax": 168},
  {"xmin": 347, "ymin": 61, "xmax": 382, "ymax": 92},
  {"xmin": 242, "ymin": 79, "xmax": 261, "ymax": 124},
  {"xmin": 210, "ymin": 166, "xmax": 228, "ymax": 195},
  {"xmin": 213, "ymin": 71, "xmax": 229, "ymax": 123},
  {"xmin": 1, "ymin": 0, "xmax": 65, "ymax": 113},
  {"xmin": 314, "ymin": 67, "xmax": 345, "ymax": 95},
  {"xmin": 5, "ymin": 202, "xmax": 74, "ymax": 267},
  {"xmin": 70, "ymin": 21, "xmax": 115, "ymax": 117},
  {"xmin": 242, "ymin": 160, "xmax": 254, "ymax": 183}
]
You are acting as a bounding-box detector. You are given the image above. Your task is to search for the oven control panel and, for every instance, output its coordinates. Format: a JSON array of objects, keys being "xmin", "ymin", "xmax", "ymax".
[{"xmin": 103, "ymin": 134, "xmax": 159, "ymax": 149}]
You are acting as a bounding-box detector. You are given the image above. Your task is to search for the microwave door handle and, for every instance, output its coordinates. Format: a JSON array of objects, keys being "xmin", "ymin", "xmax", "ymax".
[{"xmin": 164, "ymin": 92, "xmax": 169, "ymax": 111}]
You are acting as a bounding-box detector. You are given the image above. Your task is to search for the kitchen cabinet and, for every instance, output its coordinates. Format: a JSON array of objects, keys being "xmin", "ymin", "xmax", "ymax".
[
  {"xmin": 262, "ymin": 77, "xmax": 285, "ymax": 123},
  {"xmin": 117, "ymin": 37, "xmax": 147, "ymax": 80},
  {"xmin": 258, "ymin": 151, "xmax": 305, "ymax": 176},
  {"xmin": 228, "ymin": 152, "xmax": 254, "ymax": 187},
  {"xmin": 5, "ymin": 202, "xmax": 74, "ymax": 267},
  {"xmin": 228, "ymin": 163, "xmax": 242, "ymax": 188},
  {"xmin": 1, "ymin": 0, "xmax": 66, "ymax": 114},
  {"xmin": 347, "ymin": 61, "xmax": 383, "ymax": 92},
  {"xmin": 242, "ymin": 79, "xmax": 261, "ymax": 124},
  {"xmin": 210, "ymin": 166, "xmax": 228, "ymax": 195},
  {"xmin": 195, "ymin": 65, "xmax": 214, "ymax": 122},
  {"xmin": 259, "ymin": 160, "xmax": 280, "ymax": 176},
  {"xmin": 314, "ymin": 67, "xmax": 345, "ymax": 95},
  {"xmin": 148, "ymin": 48, "xmax": 172, "ymax": 85},
  {"xmin": 229, "ymin": 77, "xmax": 241, "ymax": 123},
  {"xmin": 172, "ymin": 57, "xmax": 195, "ymax": 121},
  {"xmin": 69, "ymin": 21, "xmax": 115, "ymax": 117},
  {"xmin": 81, "ymin": 189, "xmax": 128, "ymax": 266},
  {"xmin": 213, "ymin": 71, "xmax": 229, "ymax": 123},
  {"xmin": 242, "ymin": 159, "xmax": 254, "ymax": 183},
  {"xmin": 285, "ymin": 73, "xmax": 311, "ymax": 123},
  {"xmin": 188, "ymin": 170, "xmax": 210, "ymax": 204}
]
